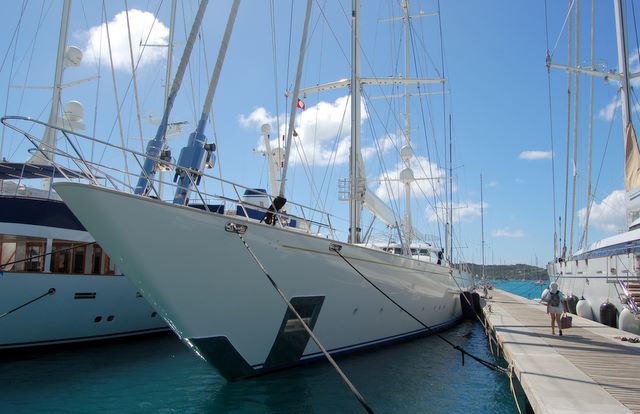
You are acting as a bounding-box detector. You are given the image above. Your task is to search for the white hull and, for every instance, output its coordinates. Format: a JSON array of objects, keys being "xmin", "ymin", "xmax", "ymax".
[
  {"xmin": 55, "ymin": 182, "xmax": 469, "ymax": 379},
  {"xmin": 0, "ymin": 273, "xmax": 167, "ymax": 349},
  {"xmin": 548, "ymin": 229, "xmax": 640, "ymax": 332},
  {"xmin": 0, "ymin": 195, "xmax": 168, "ymax": 350}
]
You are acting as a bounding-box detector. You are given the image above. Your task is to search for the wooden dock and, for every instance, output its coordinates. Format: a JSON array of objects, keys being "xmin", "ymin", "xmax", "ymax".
[{"xmin": 482, "ymin": 289, "xmax": 640, "ymax": 414}]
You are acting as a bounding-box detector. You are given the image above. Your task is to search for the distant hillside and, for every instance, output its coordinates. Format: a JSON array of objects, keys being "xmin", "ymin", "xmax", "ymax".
[{"xmin": 461, "ymin": 263, "xmax": 548, "ymax": 280}]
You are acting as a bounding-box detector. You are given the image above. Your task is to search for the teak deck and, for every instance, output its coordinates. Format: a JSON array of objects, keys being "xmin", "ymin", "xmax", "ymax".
[{"xmin": 482, "ymin": 289, "xmax": 640, "ymax": 414}]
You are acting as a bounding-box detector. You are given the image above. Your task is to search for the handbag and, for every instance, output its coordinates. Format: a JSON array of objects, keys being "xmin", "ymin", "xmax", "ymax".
[{"xmin": 560, "ymin": 313, "xmax": 572, "ymax": 329}]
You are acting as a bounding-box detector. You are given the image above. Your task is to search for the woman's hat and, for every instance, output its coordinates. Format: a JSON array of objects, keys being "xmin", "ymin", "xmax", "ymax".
[{"xmin": 550, "ymin": 282, "xmax": 558, "ymax": 293}]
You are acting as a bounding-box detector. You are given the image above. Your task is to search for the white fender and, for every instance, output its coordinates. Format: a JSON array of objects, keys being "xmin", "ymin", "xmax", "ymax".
[
  {"xmin": 619, "ymin": 308, "xmax": 640, "ymax": 335},
  {"xmin": 576, "ymin": 298, "xmax": 593, "ymax": 320}
]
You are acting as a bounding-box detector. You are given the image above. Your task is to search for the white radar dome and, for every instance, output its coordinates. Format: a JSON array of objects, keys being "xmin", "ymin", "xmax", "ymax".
[
  {"xmin": 63, "ymin": 101, "xmax": 84, "ymax": 122},
  {"xmin": 64, "ymin": 46, "xmax": 83, "ymax": 68},
  {"xmin": 400, "ymin": 167, "xmax": 414, "ymax": 183}
]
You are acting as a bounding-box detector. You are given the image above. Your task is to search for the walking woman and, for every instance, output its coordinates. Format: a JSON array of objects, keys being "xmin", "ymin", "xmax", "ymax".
[{"xmin": 544, "ymin": 282, "xmax": 565, "ymax": 336}]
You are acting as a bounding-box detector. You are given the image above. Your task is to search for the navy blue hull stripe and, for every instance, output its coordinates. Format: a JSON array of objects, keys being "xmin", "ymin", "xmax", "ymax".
[{"xmin": 0, "ymin": 196, "xmax": 86, "ymax": 231}]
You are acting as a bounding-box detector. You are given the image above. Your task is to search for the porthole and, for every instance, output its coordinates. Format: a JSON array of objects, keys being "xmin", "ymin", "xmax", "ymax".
[
  {"xmin": 107, "ymin": 315, "xmax": 115, "ymax": 322},
  {"xmin": 151, "ymin": 312, "xmax": 158, "ymax": 318},
  {"xmin": 94, "ymin": 316, "xmax": 102, "ymax": 323}
]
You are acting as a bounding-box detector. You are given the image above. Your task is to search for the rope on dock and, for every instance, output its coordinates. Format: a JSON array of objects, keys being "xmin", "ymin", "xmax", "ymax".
[
  {"xmin": 227, "ymin": 224, "xmax": 374, "ymax": 414},
  {"xmin": 0, "ymin": 288, "xmax": 56, "ymax": 319},
  {"xmin": 509, "ymin": 363, "xmax": 523, "ymax": 414},
  {"xmin": 330, "ymin": 245, "xmax": 508, "ymax": 375}
]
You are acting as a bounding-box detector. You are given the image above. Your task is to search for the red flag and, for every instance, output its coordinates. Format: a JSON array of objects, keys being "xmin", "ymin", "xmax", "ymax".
[{"xmin": 296, "ymin": 99, "xmax": 305, "ymax": 110}]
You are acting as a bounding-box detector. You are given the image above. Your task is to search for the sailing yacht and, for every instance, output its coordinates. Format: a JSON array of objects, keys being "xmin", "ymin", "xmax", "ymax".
[
  {"xmin": 0, "ymin": 1, "xmax": 168, "ymax": 350},
  {"xmin": 547, "ymin": 0, "xmax": 640, "ymax": 334},
  {"xmin": 13, "ymin": 0, "xmax": 472, "ymax": 378}
]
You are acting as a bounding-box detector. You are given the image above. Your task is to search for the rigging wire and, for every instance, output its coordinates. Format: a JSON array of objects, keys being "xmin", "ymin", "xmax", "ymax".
[
  {"xmin": 123, "ymin": 0, "xmax": 147, "ymax": 153},
  {"xmin": 562, "ymin": 0, "xmax": 573, "ymax": 258},
  {"xmin": 330, "ymin": 246, "xmax": 507, "ymax": 375},
  {"xmin": 0, "ymin": 0, "xmax": 28, "ymax": 75},
  {"xmin": 180, "ymin": 1, "xmax": 198, "ymax": 124},
  {"xmin": 0, "ymin": 288, "xmax": 56, "ymax": 320},
  {"xmin": 269, "ymin": 0, "xmax": 282, "ymax": 155},
  {"xmin": 632, "ymin": 0, "xmax": 640, "ymax": 66},
  {"xmin": 544, "ymin": 0, "xmax": 560, "ymax": 262},
  {"xmin": 102, "ymin": 0, "xmax": 132, "ymax": 189},
  {"xmin": 1, "ymin": 0, "xmax": 47, "ymax": 161},
  {"xmin": 578, "ymin": 94, "xmax": 619, "ymax": 249},
  {"xmin": 583, "ymin": 0, "xmax": 595, "ymax": 250},
  {"xmin": 2, "ymin": 3, "xmax": 41, "ymax": 159},
  {"xmin": 228, "ymin": 226, "xmax": 374, "ymax": 414},
  {"xmin": 79, "ymin": 0, "xmax": 104, "ymax": 163},
  {"xmin": 569, "ymin": 0, "xmax": 580, "ymax": 256},
  {"xmin": 549, "ymin": 0, "xmax": 576, "ymax": 59}
]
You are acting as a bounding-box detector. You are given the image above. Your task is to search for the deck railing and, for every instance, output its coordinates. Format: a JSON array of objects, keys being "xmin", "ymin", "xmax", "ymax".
[{"xmin": 2, "ymin": 115, "xmax": 338, "ymax": 239}]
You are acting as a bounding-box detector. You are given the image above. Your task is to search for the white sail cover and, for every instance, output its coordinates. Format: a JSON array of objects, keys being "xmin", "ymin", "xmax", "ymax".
[
  {"xmin": 625, "ymin": 124, "xmax": 640, "ymax": 192},
  {"xmin": 363, "ymin": 190, "xmax": 397, "ymax": 227},
  {"xmin": 625, "ymin": 124, "xmax": 640, "ymax": 228}
]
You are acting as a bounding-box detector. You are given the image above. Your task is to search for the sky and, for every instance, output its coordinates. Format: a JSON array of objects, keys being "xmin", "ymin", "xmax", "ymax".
[{"xmin": 0, "ymin": 0, "xmax": 636, "ymax": 267}]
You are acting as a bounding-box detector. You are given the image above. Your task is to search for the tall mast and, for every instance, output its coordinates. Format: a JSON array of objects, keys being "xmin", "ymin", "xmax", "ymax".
[
  {"xmin": 480, "ymin": 174, "xmax": 485, "ymax": 280},
  {"xmin": 400, "ymin": 0, "xmax": 413, "ymax": 252},
  {"xmin": 349, "ymin": 0, "xmax": 363, "ymax": 244},
  {"xmin": 277, "ymin": 0, "xmax": 313, "ymax": 199},
  {"xmin": 614, "ymin": 0, "xmax": 632, "ymax": 131},
  {"xmin": 173, "ymin": 0, "xmax": 240, "ymax": 204},
  {"xmin": 134, "ymin": 0, "xmax": 209, "ymax": 196},
  {"xmin": 30, "ymin": 0, "xmax": 72, "ymax": 167},
  {"xmin": 614, "ymin": 0, "xmax": 640, "ymax": 228},
  {"xmin": 158, "ymin": 0, "xmax": 177, "ymax": 199},
  {"xmin": 164, "ymin": 0, "xmax": 177, "ymax": 105}
]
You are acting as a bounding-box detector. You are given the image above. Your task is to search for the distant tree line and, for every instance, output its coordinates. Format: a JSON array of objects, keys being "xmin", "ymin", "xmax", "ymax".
[{"xmin": 461, "ymin": 263, "xmax": 548, "ymax": 280}]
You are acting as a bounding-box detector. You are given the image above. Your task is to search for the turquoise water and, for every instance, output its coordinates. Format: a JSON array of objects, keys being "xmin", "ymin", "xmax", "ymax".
[
  {"xmin": 492, "ymin": 279, "xmax": 548, "ymax": 301},
  {"xmin": 0, "ymin": 282, "xmax": 541, "ymax": 413}
]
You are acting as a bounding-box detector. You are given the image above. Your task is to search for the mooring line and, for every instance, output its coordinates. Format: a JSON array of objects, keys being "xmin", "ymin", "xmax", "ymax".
[
  {"xmin": 0, "ymin": 288, "xmax": 56, "ymax": 319},
  {"xmin": 226, "ymin": 223, "xmax": 374, "ymax": 414},
  {"xmin": 329, "ymin": 244, "xmax": 508, "ymax": 375}
]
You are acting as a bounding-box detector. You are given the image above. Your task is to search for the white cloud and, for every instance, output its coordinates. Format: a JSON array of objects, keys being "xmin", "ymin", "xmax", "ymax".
[
  {"xmin": 599, "ymin": 96, "xmax": 620, "ymax": 121},
  {"xmin": 599, "ymin": 93, "xmax": 640, "ymax": 121},
  {"xmin": 239, "ymin": 107, "xmax": 278, "ymax": 128},
  {"xmin": 239, "ymin": 95, "xmax": 396, "ymax": 167},
  {"xmin": 428, "ymin": 201, "xmax": 487, "ymax": 223},
  {"xmin": 82, "ymin": 9, "xmax": 169, "ymax": 71},
  {"xmin": 373, "ymin": 156, "xmax": 446, "ymax": 202},
  {"xmin": 519, "ymin": 150, "xmax": 552, "ymax": 160},
  {"xmin": 492, "ymin": 227, "xmax": 525, "ymax": 238},
  {"xmin": 578, "ymin": 189, "xmax": 626, "ymax": 232}
]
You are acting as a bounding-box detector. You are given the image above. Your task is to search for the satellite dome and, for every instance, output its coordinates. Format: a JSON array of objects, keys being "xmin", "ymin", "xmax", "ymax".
[
  {"xmin": 63, "ymin": 101, "xmax": 84, "ymax": 122},
  {"xmin": 64, "ymin": 46, "xmax": 83, "ymax": 68}
]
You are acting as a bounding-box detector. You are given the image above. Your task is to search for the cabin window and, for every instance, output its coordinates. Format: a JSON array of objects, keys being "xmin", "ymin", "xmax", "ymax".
[
  {"xmin": 72, "ymin": 245, "xmax": 86, "ymax": 274},
  {"xmin": 103, "ymin": 255, "xmax": 115, "ymax": 275},
  {"xmin": 25, "ymin": 241, "xmax": 45, "ymax": 272},
  {"xmin": 51, "ymin": 241, "xmax": 73, "ymax": 273},
  {"xmin": 92, "ymin": 245, "xmax": 103, "ymax": 274},
  {"xmin": 0, "ymin": 234, "xmax": 46, "ymax": 272}
]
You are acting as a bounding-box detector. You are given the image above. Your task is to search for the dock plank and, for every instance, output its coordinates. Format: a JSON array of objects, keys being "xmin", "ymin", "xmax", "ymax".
[{"xmin": 483, "ymin": 289, "xmax": 640, "ymax": 414}]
